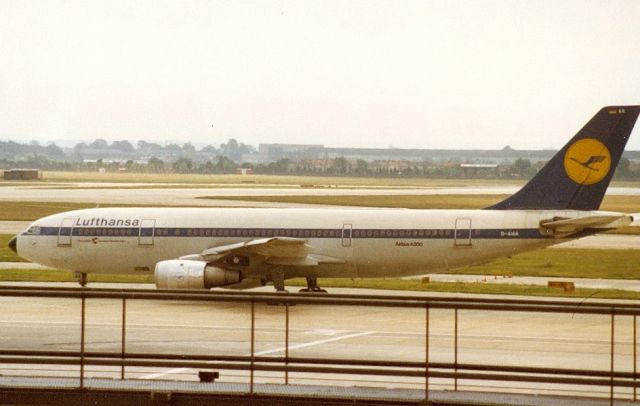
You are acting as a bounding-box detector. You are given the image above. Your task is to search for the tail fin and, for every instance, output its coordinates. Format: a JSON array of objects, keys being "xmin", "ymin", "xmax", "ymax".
[{"xmin": 489, "ymin": 106, "xmax": 640, "ymax": 210}]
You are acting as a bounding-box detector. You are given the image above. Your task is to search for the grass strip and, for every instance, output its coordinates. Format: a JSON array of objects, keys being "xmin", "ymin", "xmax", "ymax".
[
  {"xmin": 0, "ymin": 201, "xmax": 193, "ymax": 221},
  {"xmin": 0, "ymin": 268, "xmax": 153, "ymax": 283},
  {"xmin": 198, "ymin": 194, "xmax": 506, "ymax": 209},
  {"xmin": 453, "ymin": 248, "xmax": 640, "ymax": 279},
  {"xmin": 0, "ymin": 202, "xmax": 104, "ymax": 221}
]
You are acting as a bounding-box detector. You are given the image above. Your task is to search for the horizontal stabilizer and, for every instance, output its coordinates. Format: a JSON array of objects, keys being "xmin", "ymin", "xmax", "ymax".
[{"xmin": 540, "ymin": 214, "xmax": 633, "ymax": 237}]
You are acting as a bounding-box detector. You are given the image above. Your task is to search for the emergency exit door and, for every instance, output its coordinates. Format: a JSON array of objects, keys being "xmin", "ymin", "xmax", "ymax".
[
  {"xmin": 341, "ymin": 223, "xmax": 352, "ymax": 247},
  {"xmin": 138, "ymin": 219, "xmax": 156, "ymax": 246}
]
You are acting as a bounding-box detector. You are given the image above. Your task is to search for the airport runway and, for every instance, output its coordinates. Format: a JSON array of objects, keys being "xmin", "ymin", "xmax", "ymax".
[
  {"xmin": 1, "ymin": 184, "xmax": 639, "ymax": 208},
  {"xmin": 0, "ymin": 283, "xmax": 638, "ymax": 400}
]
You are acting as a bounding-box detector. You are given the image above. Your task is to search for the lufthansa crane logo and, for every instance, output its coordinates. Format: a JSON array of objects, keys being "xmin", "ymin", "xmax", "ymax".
[{"xmin": 563, "ymin": 138, "xmax": 611, "ymax": 185}]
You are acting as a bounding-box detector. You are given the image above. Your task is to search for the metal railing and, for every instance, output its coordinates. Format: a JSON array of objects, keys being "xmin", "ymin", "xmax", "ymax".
[{"xmin": 1, "ymin": 284, "xmax": 639, "ymax": 405}]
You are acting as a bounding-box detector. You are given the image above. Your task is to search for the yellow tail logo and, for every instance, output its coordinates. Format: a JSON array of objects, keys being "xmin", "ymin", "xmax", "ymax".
[{"xmin": 563, "ymin": 138, "xmax": 611, "ymax": 185}]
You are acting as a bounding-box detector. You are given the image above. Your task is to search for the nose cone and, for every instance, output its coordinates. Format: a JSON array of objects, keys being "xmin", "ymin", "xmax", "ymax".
[{"xmin": 8, "ymin": 235, "xmax": 17, "ymax": 254}]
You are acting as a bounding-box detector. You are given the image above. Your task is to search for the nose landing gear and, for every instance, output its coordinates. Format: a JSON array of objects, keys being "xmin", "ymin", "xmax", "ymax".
[{"xmin": 74, "ymin": 272, "xmax": 87, "ymax": 287}]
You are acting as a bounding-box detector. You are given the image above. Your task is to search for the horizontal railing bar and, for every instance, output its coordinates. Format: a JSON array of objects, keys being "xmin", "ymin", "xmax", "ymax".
[
  {"xmin": 0, "ymin": 286, "xmax": 637, "ymax": 314},
  {"xmin": 1, "ymin": 351, "xmax": 639, "ymax": 380},
  {"xmin": 1, "ymin": 356, "xmax": 639, "ymax": 388}
]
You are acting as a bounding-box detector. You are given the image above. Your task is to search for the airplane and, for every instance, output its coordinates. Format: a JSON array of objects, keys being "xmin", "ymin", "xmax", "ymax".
[{"xmin": 7, "ymin": 106, "xmax": 640, "ymax": 292}]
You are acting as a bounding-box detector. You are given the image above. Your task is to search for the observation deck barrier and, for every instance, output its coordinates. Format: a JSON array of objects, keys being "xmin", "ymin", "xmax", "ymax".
[{"xmin": 0, "ymin": 285, "xmax": 639, "ymax": 405}]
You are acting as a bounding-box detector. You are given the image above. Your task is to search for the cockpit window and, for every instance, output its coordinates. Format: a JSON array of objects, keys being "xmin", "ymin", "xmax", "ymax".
[{"xmin": 25, "ymin": 226, "xmax": 41, "ymax": 235}]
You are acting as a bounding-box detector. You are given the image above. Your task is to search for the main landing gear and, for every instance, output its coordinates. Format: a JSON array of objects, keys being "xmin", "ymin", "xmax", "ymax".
[
  {"xmin": 269, "ymin": 271, "xmax": 327, "ymax": 294},
  {"xmin": 74, "ymin": 272, "xmax": 87, "ymax": 287},
  {"xmin": 299, "ymin": 276, "xmax": 327, "ymax": 293}
]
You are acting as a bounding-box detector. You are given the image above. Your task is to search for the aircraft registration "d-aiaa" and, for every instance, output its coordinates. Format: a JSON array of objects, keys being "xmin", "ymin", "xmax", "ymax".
[{"xmin": 8, "ymin": 106, "xmax": 640, "ymax": 291}]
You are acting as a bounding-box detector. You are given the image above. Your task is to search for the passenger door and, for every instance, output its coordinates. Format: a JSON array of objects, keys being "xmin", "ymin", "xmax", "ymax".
[
  {"xmin": 454, "ymin": 217, "xmax": 472, "ymax": 246},
  {"xmin": 58, "ymin": 218, "xmax": 76, "ymax": 246}
]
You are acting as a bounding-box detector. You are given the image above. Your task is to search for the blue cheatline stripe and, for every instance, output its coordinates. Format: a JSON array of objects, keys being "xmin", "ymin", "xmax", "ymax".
[{"xmin": 31, "ymin": 226, "xmax": 550, "ymax": 240}]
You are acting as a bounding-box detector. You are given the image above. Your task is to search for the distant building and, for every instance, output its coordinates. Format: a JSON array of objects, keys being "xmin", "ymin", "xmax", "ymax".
[
  {"xmin": 3, "ymin": 169, "xmax": 41, "ymax": 180},
  {"xmin": 249, "ymin": 143, "xmax": 562, "ymax": 165},
  {"xmin": 257, "ymin": 143, "xmax": 324, "ymax": 163},
  {"xmin": 369, "ymin": 160, "xmax": 414, "ymax": 173},
  {"xmin": 236, "ymin": 168, "xmax": 254, "ymax": 175},
  {"xmin": 296, "ymin": 159, "xmax": 334, "ymax": 172},
  {"xmin": 243, "ymin": 143, "xmax": 640, "ymax": 166},
  {"xmin": 460, "ymin": 163, "xmax": 499, "ymax": 176}
]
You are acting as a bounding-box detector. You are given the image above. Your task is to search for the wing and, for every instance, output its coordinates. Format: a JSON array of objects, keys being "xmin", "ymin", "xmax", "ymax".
[
  {"xmin": 540, "ymin": 214, "xmax": 633, "ymax": 237},
  {"xmin": 179, "ymin": 237, "xmax": 345, "ymax": 267}
]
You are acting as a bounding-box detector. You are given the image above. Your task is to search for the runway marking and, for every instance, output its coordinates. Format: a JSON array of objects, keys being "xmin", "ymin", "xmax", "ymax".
[
  {"xmin": 138, "ymin": 330, "xmax": 373, "ymax": 380},
  {"xmin": 0, "ymin": 319, "xmax": 626, "ymax": 346}
]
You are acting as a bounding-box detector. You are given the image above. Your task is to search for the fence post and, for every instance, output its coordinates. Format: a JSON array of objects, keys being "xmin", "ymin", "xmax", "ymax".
[
  {"xmin": 121, "ymin": 298, "xmax": 127, "ymax": 380},
  {"xmin": 425, "ymin": 304, "xmax": 430, "ymax": 404},
  {"xmin": 285, "ymin": 302, "xmax": 290, "ymax": 385},
  {"xmin": 80, "ymin": 296, "xmax": 86, "ymax": 389},
  {"xmin": 454, "ymin": 308, "xmax": 458, "ymax": 391},
  {"xmin": 610, "ymin": 309, "xmax": 615, "ymax": 406},
  {"xmin": 250, "ymin": 297, "xmax": 255, "ymax": 394}
]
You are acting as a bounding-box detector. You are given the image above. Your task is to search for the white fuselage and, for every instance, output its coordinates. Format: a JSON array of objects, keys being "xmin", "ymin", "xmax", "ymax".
[{"xmin": 15, "ymin": 207, "xmax": 603, "ymax": 281}]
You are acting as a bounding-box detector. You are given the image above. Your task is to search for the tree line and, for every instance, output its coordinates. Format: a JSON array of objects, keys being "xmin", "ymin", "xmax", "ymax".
[{"xmin": 1, "ymin": 139, "xmax": 639, "ymax": 180}]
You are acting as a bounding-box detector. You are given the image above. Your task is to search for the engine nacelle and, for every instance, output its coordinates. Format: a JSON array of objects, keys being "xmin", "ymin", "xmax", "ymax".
[{"xmin": 154, "ymin": 260, "xmax": 242, "ymax": 289}]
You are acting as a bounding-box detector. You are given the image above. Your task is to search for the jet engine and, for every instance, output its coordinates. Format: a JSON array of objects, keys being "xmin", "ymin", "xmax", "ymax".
[{"xmin": 154, "ymin": 260, "xmax": 242, "ymax": 289}]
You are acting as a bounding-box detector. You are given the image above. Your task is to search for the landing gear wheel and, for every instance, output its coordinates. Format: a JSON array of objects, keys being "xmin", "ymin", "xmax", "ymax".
[
  {"xmin": 299, "ymin": 277, "xmax": 327, "ymax": 294},
  {"xmin": 270, "ymin": 269, "xmax": 287, "ymax": 293},
  {"xmin": 268, "ymin": 269, "xmax": 292, "ymax": 306},
  {"xmin": 74, "ymin": 272, "xmax": 88, "ymax": 287}
]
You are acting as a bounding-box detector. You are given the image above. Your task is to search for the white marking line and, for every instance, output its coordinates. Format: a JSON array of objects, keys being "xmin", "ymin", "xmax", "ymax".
[{"xmin": 139, "ymin": 330, "xmax": 373, "ymax": 380}]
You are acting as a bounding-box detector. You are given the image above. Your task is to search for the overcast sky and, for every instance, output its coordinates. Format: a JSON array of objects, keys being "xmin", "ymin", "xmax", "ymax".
[{"xmin": 1, "ymin": 1, "xmax": 639, "ymax": 150}]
